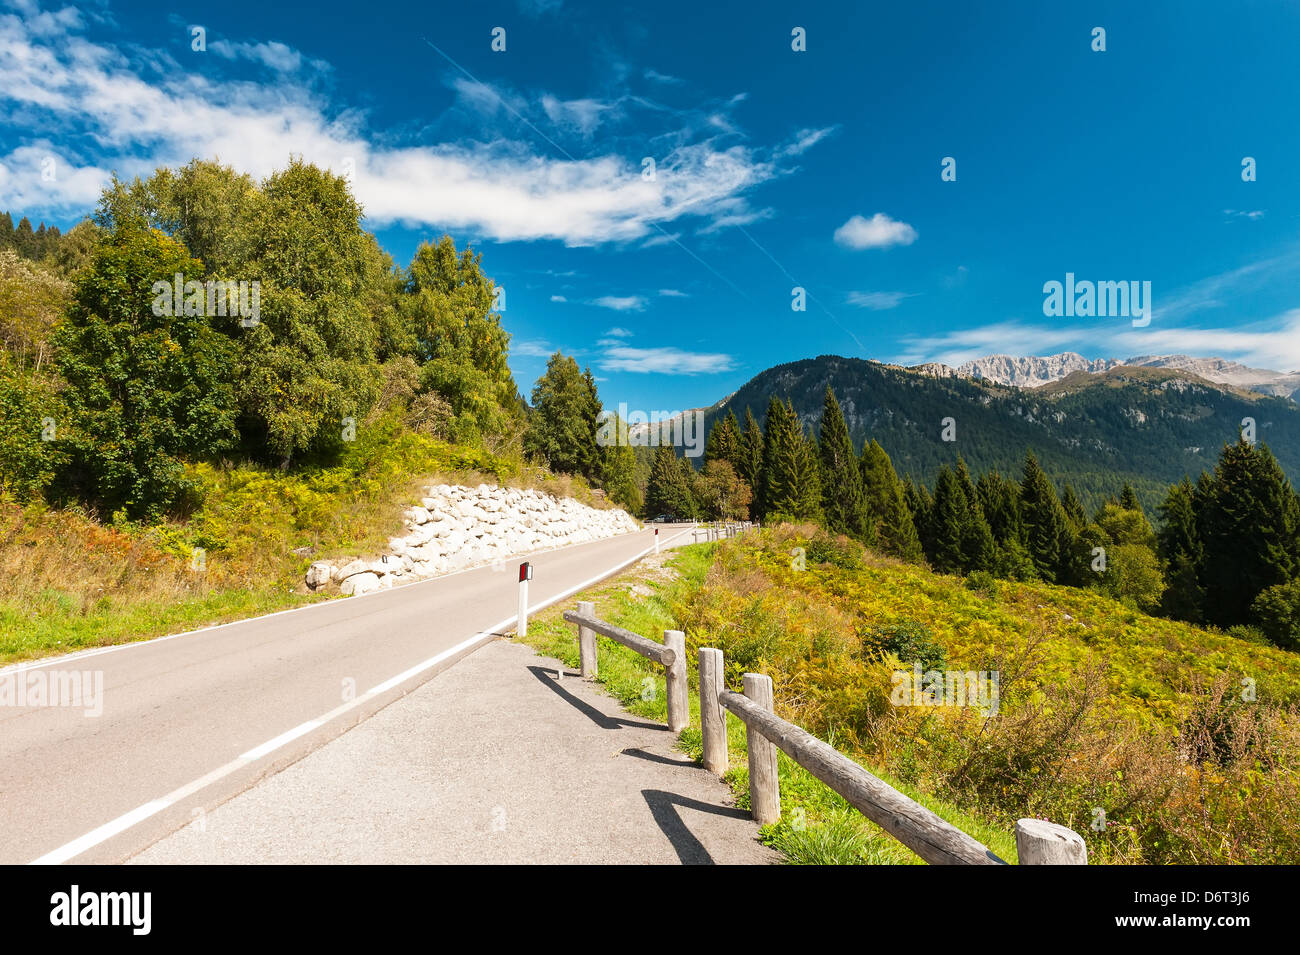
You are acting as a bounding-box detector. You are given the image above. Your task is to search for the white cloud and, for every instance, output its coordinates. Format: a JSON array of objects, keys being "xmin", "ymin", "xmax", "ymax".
[
  {"xmin": 658, "ymin": 288, "xmax": 688, "ymax": 298},
  {"xmin": 834, "ymin": 213, "xmax": 918, "ymax": 250},
  {"xmin": 591, "ymin": 295, "xmax": 647, "ymax": 311},
  {"xmin": 598, "ymin": 344, "xmax": 735, "ymax": 374},
  {"xmin": 1224, "ymin": 209, "xmax": 1265, "ymax": 220},
  {"xmin": 0, "ymin": 12, "xmax": 808, "ymax": 246},
  {"xmin": 640, "ymin": 231, "xmax": 681, "ymax": 248},
  {"xmin": 550, "ymin": 294, "xmax": 567, "ymax": 302},
  {"xmin": 513, "ymin": 339, "xmax": 556, "ymax": 357},
  {"xmin": 540, "ymin": 94, "xmax": 615, "ymax": 137},
  {"xmin": 208, "ymin": 39, "xmax": 323, "ymax": 73},
  {"xmin": 604, "ymin": 326, "xmax": 634, "ymax": 337},
  {"xmin": 847, "ymin": 290, "xmax": 913, "ymax": 310},
  {"xmin": 777, "ymin": 126, "xmax": 837, "ymax": 158},
  {"xmin": 644, "ymin": 68, "xmax": 684, "ymax": 85}
]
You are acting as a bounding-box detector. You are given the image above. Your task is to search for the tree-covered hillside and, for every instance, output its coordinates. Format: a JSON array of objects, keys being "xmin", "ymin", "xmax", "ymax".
[{"xmin": 704, "ymin": 355, "xmax": 1300, "ymax": 513}]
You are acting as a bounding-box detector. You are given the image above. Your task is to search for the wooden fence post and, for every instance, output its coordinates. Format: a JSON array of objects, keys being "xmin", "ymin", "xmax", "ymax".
[
  {"xmin": 1015, "ymin": 819, "xmax": 1088, "ymax": 865},
  {"xmin": 664, "ymin": 630, "xmax": 688, "ymax": 732},
  {"xmin": 743, "ymin": 672, "xmax": 780, "ymax": 824},
  {"xmin": 699, "ymin": 648, "xmax": 727, "ymax": 773},
  {"xmin": 577, "ymin": 600, "xmax": 597, "ymax": 679}
]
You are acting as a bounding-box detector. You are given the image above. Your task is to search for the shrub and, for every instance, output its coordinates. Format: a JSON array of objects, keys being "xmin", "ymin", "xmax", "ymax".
[
  {"xmin": 1251, "ymin": 579, "xmax": 1300, "ymax": 651},
  {"xmin": 862, "ymin": 619, "xmax": 946, "ymax": 671}
]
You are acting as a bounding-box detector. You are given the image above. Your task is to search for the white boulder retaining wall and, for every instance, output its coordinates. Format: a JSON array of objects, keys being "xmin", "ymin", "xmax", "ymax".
[{"xmin": 305, "ymin": 483, "xmax": 641, "ymax": 596}]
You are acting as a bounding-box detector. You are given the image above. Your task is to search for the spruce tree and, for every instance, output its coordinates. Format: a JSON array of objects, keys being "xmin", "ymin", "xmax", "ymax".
[
  {"xmin": 761, "ymin": 399, "xmax": 820, "ymax": 520},
  {"xmin": 1020, "ymin": 451, "xmax": 1070, "ymax": 582},
  {"xmin": 860, "ymin": 441, "xmax": 922, "ymax": 560},
  {"xmin": 906, "ymin": 477, "xmax": 936, "ymax": 558},
  {"xmin": 738, "ymin": 406, "xmax": 764, "ymax": 493},
  {"xmin": 704, "ymin": 410, "xmax": 741, "ymax": 470},
  {"xmin": 929, "ymin": 466, "xmax": 969, "ymax": 573},
  {"xmin": 793, "ymin": 426, "xmax": 824, "ymax": 521},
  {"xmin": 644, "ymin": 445, "xmax": 695, "ymax": 519},
  {"xmin": 1194, "ymin": 440, "xmax": 1300, "ymax": 626},
  {"xmin": 817, "ymin": 386, "xmax": 868, "ymax": 539},
  {"xmin": 1119, "ymin": 482, "xmax": 1143, "ymax": 514},
  {"xmin": 1060, "ymin": 483, "xmax": 1088, "ymax": 531},
  {"xmin": 1155, "ymin": 476, "xmax": 1203, "ymax": 620}
]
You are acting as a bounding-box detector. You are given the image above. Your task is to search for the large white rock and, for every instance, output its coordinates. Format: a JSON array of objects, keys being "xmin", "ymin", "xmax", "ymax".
[
  {"xmin": 337, "ymin": 559, "xmax": 370, "ymax": 580},
  {"xmin": 305, "ymin": 562, "xmax": 333, "ymax": 590},
  {"xmin": 340, "ymin": 572, "xmax": 380, "ymax": 595},
  {"xmin": 316, "ymin": 482, "xmax": 641, "ymax": 593}
]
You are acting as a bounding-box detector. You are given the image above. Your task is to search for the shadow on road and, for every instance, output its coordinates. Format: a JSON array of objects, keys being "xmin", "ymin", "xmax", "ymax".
[
  {"xmin": 619, "ymin": 747, "xmax": 695, "ymax": 768},
  {"xmin": 641, "ymin": 789, "xmax": 753, "ymax": 865},
  {"xmin": 525, "ymin": 665, "xmax": 667, "ymax": 731}
]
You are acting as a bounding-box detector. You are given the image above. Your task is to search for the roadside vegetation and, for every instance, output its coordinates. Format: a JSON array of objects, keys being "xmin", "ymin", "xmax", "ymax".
[
  {"xmin": 522, "ymin": 530, "xmax": 1300, "ymax": 865},
  {"xmin": 0, "ymin": 161, "xmax": 636, "ymax": 661}
]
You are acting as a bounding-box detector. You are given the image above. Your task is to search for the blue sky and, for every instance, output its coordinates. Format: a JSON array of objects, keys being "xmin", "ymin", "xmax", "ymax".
[{"xmin": 2, "ymin": 0, "xmax": 1298, "ymax": 411}]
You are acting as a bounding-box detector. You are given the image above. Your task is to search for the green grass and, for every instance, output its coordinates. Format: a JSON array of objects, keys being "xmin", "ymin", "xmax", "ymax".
[
  {"xmin": 0, "ymin": 585, "xmax": 318, "ymax": 661},
  {"xmin": 517, "ymin": 541, "xmax": 1023, "ymax": 865}
]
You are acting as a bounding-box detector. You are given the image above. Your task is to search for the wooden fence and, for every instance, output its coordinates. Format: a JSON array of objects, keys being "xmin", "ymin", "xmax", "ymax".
[
  {"xmin": 564, "ymin": 610, "xmax": 1088, "ymax": 865},
  {"xmin": 692, "ymin": 520, "xmax": 756, "ymax": 543}
]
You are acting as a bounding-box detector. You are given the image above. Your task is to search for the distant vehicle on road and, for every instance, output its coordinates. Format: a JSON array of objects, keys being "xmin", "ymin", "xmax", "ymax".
[{"xmin": 649, "ymin": 514, "xmax": 678, "ymax": 523}]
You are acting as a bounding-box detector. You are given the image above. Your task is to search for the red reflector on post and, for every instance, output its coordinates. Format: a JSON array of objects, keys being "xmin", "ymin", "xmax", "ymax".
[{"xmin": 519, "ymin": 561, "xmax": 532, "ymax": 582}]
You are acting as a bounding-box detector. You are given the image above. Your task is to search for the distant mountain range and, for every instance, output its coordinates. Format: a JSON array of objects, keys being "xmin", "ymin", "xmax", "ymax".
[
  {"xmin": 914, "ymin": 352, "xmax": 1300, "ymax": 402},
  {"xmin": 679, "ymin": 354, "xmax": 1300, "ymax": 513}
]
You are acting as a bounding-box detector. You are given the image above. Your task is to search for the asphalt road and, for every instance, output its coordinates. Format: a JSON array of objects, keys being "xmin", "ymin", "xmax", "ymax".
[{"xmin": 0, "ymin": 523, "xmax": 696, "ymax": 864}]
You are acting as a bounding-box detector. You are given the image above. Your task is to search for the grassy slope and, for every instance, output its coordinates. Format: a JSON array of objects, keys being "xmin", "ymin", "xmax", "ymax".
[
  {"xmin": 673, "ymin": 526, "xmax": 1300, "ymax": 864},
  {"xmin": 0, "ymin": 420, "xmax": 613, "ymax": 664},
  {"xmin": 515, "ymin": 543, "xmax": 1021, "ymax": 865}
]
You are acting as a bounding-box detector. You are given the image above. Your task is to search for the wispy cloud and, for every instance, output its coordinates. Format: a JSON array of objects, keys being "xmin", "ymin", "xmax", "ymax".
[
  {"xmin": 777, "ymin": 126, "xmax": 838, "ymax": 158},
  {"xmin": 208, "ymin": 39, "xmax": 325, "ymax": 74},
  {"xmin": 513, "ymin": 339, "xmax": 557, "ymax": 358},
  {"xmin": 604, "ymin": 326, "xmax": 634, "ymax": 337},
  {"xmin": 0, "ymin": 11, "xmax": 829, "ymax": 246},
  {"xmin": 834, "ymin": 213, "xmax": 918, "ymax": 250},
  {"xmin": 847, "ymin": 290, "xmax": 914, "ymax": 310},
  {"xmin": 550, "ymin": 294, "xmax": 567, "ymax": 302},
  {"xmin": 591, "ymin": 295, "xmax": 647, "ymax": 311},
  {"xmin": 658, "ymin": 288, "xmax": 688, "ymax": 298},
  {"xmin": 598, "ymin": 344, "xmax": 735, "ymax": 374}
]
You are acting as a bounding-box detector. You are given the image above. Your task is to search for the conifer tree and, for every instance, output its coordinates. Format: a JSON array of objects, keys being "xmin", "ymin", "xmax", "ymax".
[
  {"xmin": 905, "ymin": 477, "xmax": 936, "ymax": 557},
  {"xmin": 704, "ymin": 410, "xmax": 741, "ymax": 470},
  {"xmin": 644, "ymin": 445, "xmax": 695, "ymax": 519},
  {"xmin": 817, "ymin": 386, "xmax": 868, "ymax": 539},
  {"xmin": 1156, "ymin": 476, "xmax": 1204, "ymax": 621},
  {"xmin": 792, "ymin": 426, "xmax": 824, "ymax": 521},
  {"xmin": 760, "ymin": 398, "xmax": 821, "ymax": 520},
  {"xmin": 1020, "ymin": 451, "xmax": 1071, "ymax": 582},
  {"xmin": 738, "ymin": 406, "xmax": 764, "ymax": 493},
  {"xmin": 862, "ymin": 440, "xmax": 923, "ymax": 560},
  {"xmin": 1060, "ymin": 483, "xmax": 1088, "ymax": 531},
  {"xmin": 1119, "ymin": 482, "xmax": 1143, "ymax": 514},
  {"xmin": 929, "ymin": 466, "xmax": 969, "ymax": 573},
  {"xmin": 1194, "ymin": 440, "xmax": 1300, "ymax": 626}
]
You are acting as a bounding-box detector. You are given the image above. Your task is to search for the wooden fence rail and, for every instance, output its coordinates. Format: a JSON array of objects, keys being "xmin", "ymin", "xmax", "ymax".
[
  {"xmin": 561, "ymin": 606, "xmax": 1087, "ymax": 864},
  {"xmin": 705, "ymin": 653, "xmax": 1087, "ymax": 865},
  {"xmin": 692, "ymin": 520, "xmax": 757, "ymax": 543},
  {"xmin": 563, "ymin": 602, "xmax": 688, "ymax": 731}
]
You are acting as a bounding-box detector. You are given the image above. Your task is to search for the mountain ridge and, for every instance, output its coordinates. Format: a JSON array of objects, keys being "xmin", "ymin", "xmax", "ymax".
[{"xmin": 912, "ymin": 351, "xmax": 1300, "ymax": 401}]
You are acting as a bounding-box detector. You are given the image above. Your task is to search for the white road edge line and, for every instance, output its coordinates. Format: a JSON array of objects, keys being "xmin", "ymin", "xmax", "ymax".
[{"xmin": 29, "ymin": 525, "xmax": 696, "ymax": 865}]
